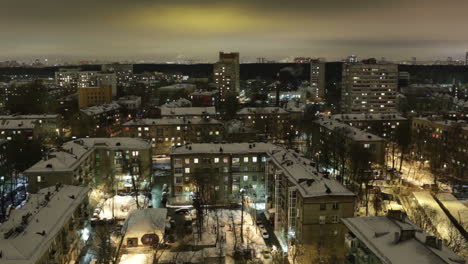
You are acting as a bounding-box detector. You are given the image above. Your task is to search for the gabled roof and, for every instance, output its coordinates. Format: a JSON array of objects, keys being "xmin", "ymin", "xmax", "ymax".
[
  {"xmin": 342, "ymin": 216, "xmax": 464, "ymax": 264},
  {"xmin": 0, "ymin": 185, "xmax": 90, "ymax": 264},
  {"xmin": 269, "ymin": 149, "xmax": 354, "ymax": 198}
]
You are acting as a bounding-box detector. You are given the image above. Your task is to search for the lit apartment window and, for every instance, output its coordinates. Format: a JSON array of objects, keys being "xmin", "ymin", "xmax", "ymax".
[
  {"xmin": 194, "ymin": 158, "xmax": 199, "ymax": 164},
  {"xmin": 252, "ymin": 157, "xmax": 257, "ymax": 163},
  {"xmin": 243, "ymin": 157, "xmax": 249, "ymax": 162},
  {"xmin": 243, "ymin": 175, "xmax": 249, "ymax": 181},
  {"xmin": 185, "ymin": 168, "xmax": 190, "ymax": 173},
  {"xmin": 319, "ymin": 216, "xmax": 326, "ymax": 225},
  {"xmin": 364, "ymin": 144, "xmax": 370, "ymax": 148},
  {"xmin": 138, "ymin": 127, "xmax": 142, "ymax": 131},
  {"xmin": 331, "ymin": 215, "xmax": 339, "ymax": 224},
  {"xmin": 37, "ymin": 176, "xmax": 43, "ymax": 182},
  {"xmin": 177, "ymin": 126, "xmax": 181, "ymax": 131},
  {"xmin": 232, "ymin": 158, "xmax": 240, "ymax": 164},
  {"xmin": 185, "ymin": 158, "xmax": 190, "ymax": 164},
  {"xmin": 223, "ymin": 157, "xmax": 229, "ymax": 163},
  {"xmin": 144, "ymin": 127, "xmax": 149, "ymax": 131},
  {"xmin": 214, "ymin": 158, "xmax": 219, "ymax": 163}
]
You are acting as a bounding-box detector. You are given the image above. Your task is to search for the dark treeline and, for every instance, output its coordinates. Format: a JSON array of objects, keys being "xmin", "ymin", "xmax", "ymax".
[{"xmin": 2, "ymin": 63, "xmax": 468, "ymax": 84}]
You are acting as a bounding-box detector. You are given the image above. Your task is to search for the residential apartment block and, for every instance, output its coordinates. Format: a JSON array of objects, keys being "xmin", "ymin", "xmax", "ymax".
[
  {"xmin": 342, "ymin": 211, "xmax": 464, "ymax": 264},
  {"xmin": 331, "ymin": 113, "xmax": 409, "ymax": 140},
  {"xmin": 237, "ymin": 107, "xmax": 291, "ymax": 140},
  {"xmin": 266, "ymin": 149, "xmax": 355, "ymax": 264},
  {"xmin": 411, "ymin": 117, "xmax": 468, "ymax": 183},
  {"xmin": 73, "ymin": 102, "xmax": 122, "ymax": 137},
  {"xmin": 77, "ymin": 85, "xmax": 112, "ymax": 109},
  {"xmin": 169, "ymin": 143, "xmax": 279, "ymax": 204},
  {"xmin": 312, "ymin": 118, "xmax": 386, "ymax": 166},
  {"xmin": 342, "ymin": 61, "xmax": 398, "ymax": 113},
  {"xmin": 160, "ymin": 106, "xmax": 217, "ymax": 120},
  {"xmin": 123, "ymin": 118, "xmax": 224, "ymax": 154},
  {"xmin": 0, "ymin": 185, "xmax": 90, "ymax": 264},
  {"xmin": 24, "ymin": 138, "xmax": 152, "ymax": 193},
  {"xmin": 214, "ymin": 52, "xmax": 240, "ymax": 100}
]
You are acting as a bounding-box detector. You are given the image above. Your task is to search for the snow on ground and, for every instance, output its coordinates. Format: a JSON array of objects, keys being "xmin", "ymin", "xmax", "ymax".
[
  {"xmin": 119, "ymin": 253, "xmax": 153, "ymax": 264},
  {"xmin": 97, "ymin": 195, "xmax": 150, "ymax": 220},
  {"xmin": 190, "ymin": 209, "xmax": 270, "ymax": 263},
  {"xmin": 412, "ymin": 192, "xmax": 459, "ymax": 241}
]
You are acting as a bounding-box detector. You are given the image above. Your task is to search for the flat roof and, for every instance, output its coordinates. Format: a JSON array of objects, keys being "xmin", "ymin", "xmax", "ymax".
[
  {"xmin": 331, "ymin": 113, "xmax": 407, "ymax": 122},
  {"xmin": 171, "ymin": 142, "xmax": 279, "ymax": 155},
  {"xmin": 123, "ymin": 118, "xmax": 222, "ymax": 126},
  {"xmin": 237, "ymin": 107, "xmax": 289, "ymax": 115},
  {"xmin": 160, "ymin": 106, "xmax": 216, "ymax": 116}
]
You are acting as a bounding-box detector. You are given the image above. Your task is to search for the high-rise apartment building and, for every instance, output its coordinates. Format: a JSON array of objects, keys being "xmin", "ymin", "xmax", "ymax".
[
  {"xmin": 213, "ymin": 52, "xmax": 240, "ymax": 101},
  {"xmin": 341, "ymin": 59, "xmax": 398, "ymax": 113},
  {"xmin": 310, "ymin": 60, "xmax": 326, "ymax": 99}
]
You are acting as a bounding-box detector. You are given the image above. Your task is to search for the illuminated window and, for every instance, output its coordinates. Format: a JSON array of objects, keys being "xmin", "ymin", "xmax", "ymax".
[
  {"xmin": 243, "ymin": 175, "xmax": 249, "ymax": 181},
  {"xmin": 185, "ymin": 168, "xmax": 190, "ymax": 173},
  {"xmin": 214, "ymin": 158, "xmax": 219, "ymax": 163},
  {"xmin": 194, "ymin": 158, "xmax": 199, "ymax": 164},
  {"xmin": 244, "ymin": 157, "xmax": 249, "ymax": 162},
  {"xmin": 252, "ymin": 157, "xmax": 257, "ymax": 163}
]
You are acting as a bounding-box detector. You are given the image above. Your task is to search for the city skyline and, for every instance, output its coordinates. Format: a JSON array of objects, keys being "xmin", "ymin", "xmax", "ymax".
[{"xmin": 2, "ymin": 0, "xmax": 468, "ymax": 62}]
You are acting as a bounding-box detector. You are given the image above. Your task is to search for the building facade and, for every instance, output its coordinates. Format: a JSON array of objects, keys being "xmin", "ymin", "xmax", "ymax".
[
  {"xmin": 411, "ymin": 117, "xmax": 468, "ymax": 184},
  {"xmin": 123, "ymin": 118, "xmax": 224, "ymax": 154},
  {"xmin": 237, "ymin": 107, "xmax": 291, "ymax": 140},
  {"xmin": 213, "ymin": 52, "xmax": 240, "ymax": 100},
  {"xmin": 0, "ymin": 185, "xmax": 90, "ymax": 264},
  {"xmin": 78, "ymin": 85, "xmax": 112, "ymax": 109},
  {"xmin": 266, "ymin": 149, "xmax": 355, "ymax": 264},
  {"xmin": 169, "ymin": 143, "xmax": 278, "ymax": 204},
  {"xmin": 24, "ymin": 138, "xmax": 152, "ymax": 193},
  {"xmin": 310, "ymin": 61, "xmax": 326, "ymax": 100},
  {"xmin": 341, "ymin": 61, "xmax": 398, "ymax": 113}
]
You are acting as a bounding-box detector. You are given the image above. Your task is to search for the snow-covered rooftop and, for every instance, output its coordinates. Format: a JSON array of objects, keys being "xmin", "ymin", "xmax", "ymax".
[
  {"xmin": 123, "ymin": 118, "xmax": 222, "ymax": 127},
  {"xmin": 331, "ymin": 113, "xmax": 407, "ymax": 122},
  {"xmin": 160, "ymin": 106, "xmax": 216, "ymax": 117},
  {"xmin": 80, "ymin": 102, "xmax": 121, "ymax": 116},
  {"xmin": 315, "ymin": 118, "xmax": 384, "ymax": 142},
  {"xmin": 190, "ymin": 90, "xmax": 218, "ymax": 96},
  {"xmin": 171, "ymin": 142, "xmax": 279, "ymax": 155},
  {"xmin": 413, "ymin": 117, "xmax": 468, "ymax": 131},
  {"xmin": 25, "ymin": 138, "xmax": 150, "ymax": 173},
  {"xmin": 161, "ymin": 98, "xmax": 192, "ymax": 108},
  {"xmin": 269, "ymin": 149, "xmax": 354, "ymax": 198},
  {"xmin": 342, "ymin": 215, "xmax": 464, "ymax": 264},
  {"xmin": 237, "ymin": 107, "xmax": 289, "ymax": 115},
  {"xmin": 0, "ymin": 185, "xmax": 90, "ymax": 264},
  {"xmin": 0, "ymin": 119, "xmax": 36, "ymax": 130},
  {"xmin": 0, "ymin": 114, "xmax": 60, "ymax": 120}
]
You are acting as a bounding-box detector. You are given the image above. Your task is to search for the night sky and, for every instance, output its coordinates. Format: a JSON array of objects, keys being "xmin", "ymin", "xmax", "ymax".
[{"xmin": 2, "ymin": 0, "xmax": 468, "ymax": 62}]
